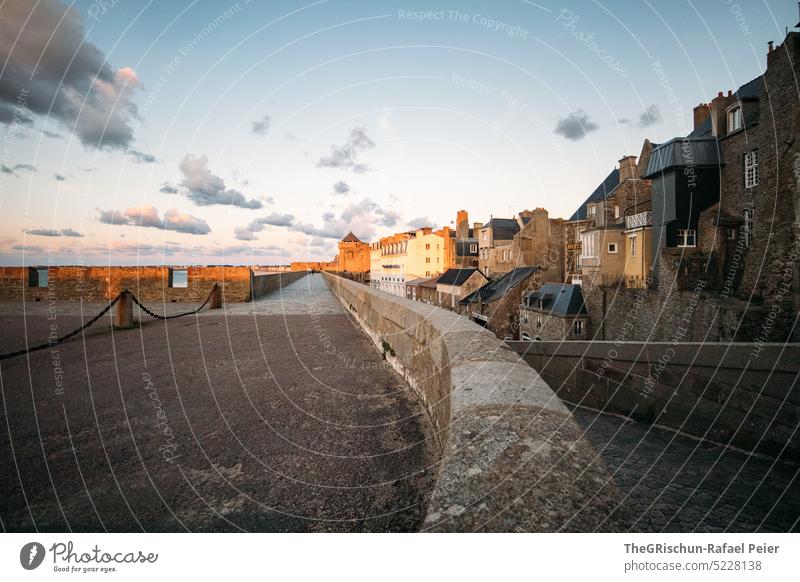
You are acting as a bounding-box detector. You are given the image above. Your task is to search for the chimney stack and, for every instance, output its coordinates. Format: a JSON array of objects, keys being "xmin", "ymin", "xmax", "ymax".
[
  {"xmin": 618, "ymin": 155, "xmax": 638, "ymax": 181},
  {"xmin": 456, "ymin": 210, "xmax": 469, "ymax": 239},
  {"xmin": 693, "ymin": 103, "xmax": 711, "ymax": 129}
]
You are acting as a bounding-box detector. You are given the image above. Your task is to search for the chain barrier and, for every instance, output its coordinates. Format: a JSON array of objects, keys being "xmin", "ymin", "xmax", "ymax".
[{"xmin": 0, "ymin": 284, "xmax": 218, "ymax": 361}]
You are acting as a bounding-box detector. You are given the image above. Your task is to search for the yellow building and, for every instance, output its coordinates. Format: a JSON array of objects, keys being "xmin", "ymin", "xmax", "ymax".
[
  {"xmin": 623, "ymin": 211, "xmax": 653, "ymax": 287},
  {"xmin": 406, "ymin": 227, "xmax": 453, "ymax": 280}
]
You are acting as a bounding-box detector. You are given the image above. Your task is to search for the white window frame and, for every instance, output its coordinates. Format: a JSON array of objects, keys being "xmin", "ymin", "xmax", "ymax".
[
  {"xmin": 607, "ymin": 242, "xmax": 618, "ymax": 254},
  {"xmin": 629, "ymin": 235, "xmax": 637, "ymax": 257},
  {"xmin": 469, "ymin": 243, "xmax": 477, "ymax": 253},
  {"xmin": 742, "ymin": 207, "xmax": 754, "ymax": 248},
  {"xmin": 574, "ymin": 320, "xmax": 584, "ymax": 336},
  {"xmin": 744, "ymin": 150, "xmax": 758, "ymax": 189},
  {"xmin": 536, "ymin": 314, "xmax": 543, "ymax": 328},
  {"xmin": 728, "ymin": 106, "xmax": 742, "ymax": 132},
  {"xmin": 677, "ymin": 229, "xmax": 696, "ymax": 248},
  {"xmin": 521, "ymin": 332, "xmax": 531, "ymax": 341},
  {"xmin": 587, "ymin": 204, "xmax": 596, "ymax": 218}
]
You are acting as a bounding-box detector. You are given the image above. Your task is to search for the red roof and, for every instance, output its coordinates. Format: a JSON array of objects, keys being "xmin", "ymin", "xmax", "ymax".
[{"xmin": 341, "ymin": 231, "xmax": 362, "ymax": 243}]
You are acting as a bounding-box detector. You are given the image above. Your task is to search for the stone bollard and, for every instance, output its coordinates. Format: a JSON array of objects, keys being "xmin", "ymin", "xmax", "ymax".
[
  {"xmin": 115, "ymin": 290, "xmax": 134, "ymax": 329},
  {"xmin": 210, "ymin": 283, "xmax": 223, "ymax": 309}
]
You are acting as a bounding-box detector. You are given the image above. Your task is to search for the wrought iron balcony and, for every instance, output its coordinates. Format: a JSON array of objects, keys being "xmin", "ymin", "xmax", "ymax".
[{"xmin": 625, "ymin": 211, "xmax": 653, "ymax": 230}]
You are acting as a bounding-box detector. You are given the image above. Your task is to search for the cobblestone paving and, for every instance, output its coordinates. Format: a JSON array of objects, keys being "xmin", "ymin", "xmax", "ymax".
[{"xmin": 571, "ymin": 406, "xmax": 800, "ymax": 532}]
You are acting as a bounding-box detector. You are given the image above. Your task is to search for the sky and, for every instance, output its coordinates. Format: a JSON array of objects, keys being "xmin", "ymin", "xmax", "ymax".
[{"xmin": 0, "ymin": 0, "xmax": 797, "ymax": 266}]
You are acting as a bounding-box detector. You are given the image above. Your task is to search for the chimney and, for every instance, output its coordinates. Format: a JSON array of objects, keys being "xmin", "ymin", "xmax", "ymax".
[
  {"xmin": 473, "ymin": 222, "xmax": 483, "ymax": 232},
  {"xmin": 710, "ymin": 91, "xmax": 728, "ymax": 137},
  {"xmin": 456, "ymin": 210, "xmax": 469, "ymax": 239},
  {"xmin": 618, "ymin": 155, "xmax": 637, "ymax": 181},
  {"xmin": 693, "ymin": 103, "xmax": 711, "ymax": 129}
]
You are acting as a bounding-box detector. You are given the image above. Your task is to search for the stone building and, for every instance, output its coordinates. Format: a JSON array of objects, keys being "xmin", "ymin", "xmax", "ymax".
[
  {"xmin": 337, "ymin": 232, "xmax": 370, "ymax": 273},
  {"xmin": 509, "ymin": 208, "xmax": 566, "ymax": 283},
  {"xmin": 435, "ymin": 267, "xmax": 488, "ymax": 311},
  {"xmin": 460, "ymin": 266, "xmax": 541, "ymax": 339},
  {"xmin": 519, "ymin": 283, "xmax": 589, "ymax": 341},
  {"xmin": 583, "ymin": 32, "xmax": 800, "ymax": 343},
  {"xmin": 580, "ymin": 147, "xmax": 653, "ymax": 288},
  {"xmin": 405, "ymin": 276, "xmax": 439, "ymax": 303},
  {"xmin": 477, "ymin": 217, "xmax": 520, "ymax": 277},
  {"xmin": 454, "ymin": 210, "xmax": 479, "ymax": 268},
  {"xmin": 564, "ymin": 168, "xmax": 619, "ymax": 284}
]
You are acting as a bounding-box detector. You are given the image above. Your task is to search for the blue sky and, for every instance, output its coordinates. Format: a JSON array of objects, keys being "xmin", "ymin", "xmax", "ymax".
[{"xmin": 1, "ymin": 0, "xmax": 797, "ymax": 265}]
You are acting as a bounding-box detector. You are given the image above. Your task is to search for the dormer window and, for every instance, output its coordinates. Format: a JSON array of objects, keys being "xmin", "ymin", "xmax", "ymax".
[
  {"xmin": 587, "ymin": 204, "xmax": 597, "ymax": 218},
  {"xmin": 728, "ymin": 105, "xmax": 742, "ymax": 132}
]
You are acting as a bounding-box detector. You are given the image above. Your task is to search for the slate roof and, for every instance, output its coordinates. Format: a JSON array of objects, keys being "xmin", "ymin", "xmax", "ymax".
[
  {"xmin": 523, "ymin": 284, "xmax": 588, "ymax": 317},
  {"xmin": 341, "ymin": 231, "xmax": 362, "ymax": 243},
  {"xmin": 437, "ymin": 268, "xmax": 481, "ymax": 286},
  {"xmin": 688, "ymin": 76, "xmax": 762, "ymax": 139},
  {"xmin": 406, "ymin": 276, "xmax": 440, "ymax": 288},
  {"xmin": 482, "ymin": 217, "xmax": 520, "ymax": 241},
  {"xmin": 460, "ymin": 267, "xmax": 539, "ymax": 305},
  {"xmin": 688, "ymin": 115, "xmax": 713, "ymax": 138},
  {"xmin": 455, "ymin": 239, "xmax": 478, "ymax": 257},
  {"xmin": 644, "ymin": 138, "xmax": 721, "ymax": 177},
  {"xmin": 568, "ymin": 168, "xmax": 620, "ymax": 221}
]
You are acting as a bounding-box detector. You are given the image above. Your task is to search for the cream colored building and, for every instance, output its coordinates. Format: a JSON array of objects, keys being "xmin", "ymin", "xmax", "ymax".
[{"xmin": 370, "ymin": 228, "xmax": 453, "ymax": 297}]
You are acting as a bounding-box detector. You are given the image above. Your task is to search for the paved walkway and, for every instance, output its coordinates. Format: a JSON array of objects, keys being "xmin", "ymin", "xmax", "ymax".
[
  {"xmin": 0, "ymin": 274, "xmax": 437, "ymax": 532},
  {"xmin": 571, "ymin": 406, "xmax": 800, "ymax": 532}
]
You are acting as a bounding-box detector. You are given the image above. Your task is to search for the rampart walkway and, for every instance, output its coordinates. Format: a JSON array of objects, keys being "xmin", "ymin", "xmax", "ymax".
[{"xmin": 0, "ymin": 274, "xmax": 436, "ymax": 532}]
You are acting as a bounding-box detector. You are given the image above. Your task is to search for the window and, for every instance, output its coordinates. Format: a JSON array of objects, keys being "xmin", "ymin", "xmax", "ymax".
[
  {"xmin": 521, "ymin": 312, "xmax": 528, "ymax": 324},
  {"xmin": 587, "ymin": 204, "xmax": 596, "ymax": 218},
  {"xmin": 425, "ymin": 271, "xmax": 430, "ymax": 277},
  {"xmin": 614, "ymin": 205, "xmax": 620, "ymax": 219},
  {"xmin": 728, "ymin": 106, "xmax": 742, "ymax": 132},
  {"xmin": 482, "ymin": 230, "xmax": 488, "ymax": 240},
  {"xmin": 742, "ymin": 208, "xmax": 754, "ymax": 248},
  {"xmin": 28, "ymin": 267, "xmax": 48, "ymax": 288},
  {"xmin": 536, "ymin": 314, "xmax": 543, "ymax": 328},
  {"xmin": 607, "ymin": 243, "xmax": 618, "ymax": 254},
  {"xmin": 469, "ymin": 243, "xmax": 477, "ymax": 253},
  {"xmin": 574, "ymin": 320, "xmax": 584, "ymax": 336},
  {"xmin": 169, "ymin": 269, "xmax": 188, "ymax": 288},
  {"xmin": 727, "ymin": 228, "xmax": 737, "ymax": 240},
  {"xmin": 521, "ymin": 332, "xmax": 531, "ymax": 341},
  {"xmin": 425, "ymin": 243, "xmax": 430, "ymax": 250},
  {"xmin": 677, "ymin": 229, "xmax": 696, "ymax": 248},
  {"xmin": 744, "ymin": 150, "xmax": 758, "ymax": 188},
  {"xmin": 629, "ymin": 235, "xmax": 637, "ymax": 257},
  {"xmin": 425, "ymin": 257, "xmax": 430, "ymax": 263}
]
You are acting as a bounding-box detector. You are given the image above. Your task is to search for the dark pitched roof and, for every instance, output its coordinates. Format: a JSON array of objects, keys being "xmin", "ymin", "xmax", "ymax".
[
  {"xmin": 460, "ymin": 267, "xmax": 539, "ymax": 305},
  {"xmin": 406, "ymin": 276, "xmax": 439, "ymax": 288},
  {"xmin": 341, "ymin": 231, "xmax": 361, "ymax": 243},
  {"xmin": 455, "ymin": 239, "xmax": 478, "ymax": 256},
  {"xmin": 437, "ymin": 268, "xmax": 482, "ymax": 286},
  {"xmin": 736, "ymin": 76, "xmax": 762, "ymax": 100},
  {"xmin": 688, "ymin": 115, "xmax": 712, "ymax": 138},
  {"xmin": 644, "ymin": 138, "xmax": 721, "ymax": 177},
  {"xmin": 569, "ymin": 168, "xmax": 619, "ymax": 221},
  {"xmin": 524, "ymin": 284, "xmax": 587, "ymax": 317},
  {"xmin": 482, "ymin": 217, "xmax": 521, "ymax": 240},
  {"xmin": 688, "ymin": 76, "xmax": 761, "ymax": 139}
]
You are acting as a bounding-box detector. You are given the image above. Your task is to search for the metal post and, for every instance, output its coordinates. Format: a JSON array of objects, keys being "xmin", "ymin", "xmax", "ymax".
[
  {"xmin": 210, "ymin": 283, "xmax": 222, "ymax": 309},
  {"xmin": 115, "ymin": 290, "xmax": 134, "ymax": 328}
]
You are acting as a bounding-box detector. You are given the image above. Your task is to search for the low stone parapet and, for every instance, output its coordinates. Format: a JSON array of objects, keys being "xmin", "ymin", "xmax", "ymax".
[
  {"xmin": 250, "ymin": 270, "xmax": 307, "ymax": 300},
  {"xmin": 322, "ymin": 272, "xmax": 627, "ymax": 532},
  {"xmin": 510, "ymin": 340, "xmax": 800, "ymax": 461}
]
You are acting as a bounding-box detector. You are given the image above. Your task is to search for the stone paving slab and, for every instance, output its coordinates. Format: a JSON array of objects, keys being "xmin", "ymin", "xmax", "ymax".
[
  {"xmin": 0, "ymin": 275, "xmax": 436, "ymax": 532},
  {"xmin": 571, "ymin": 406, "xmax": 800, "ymax": 532}
]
